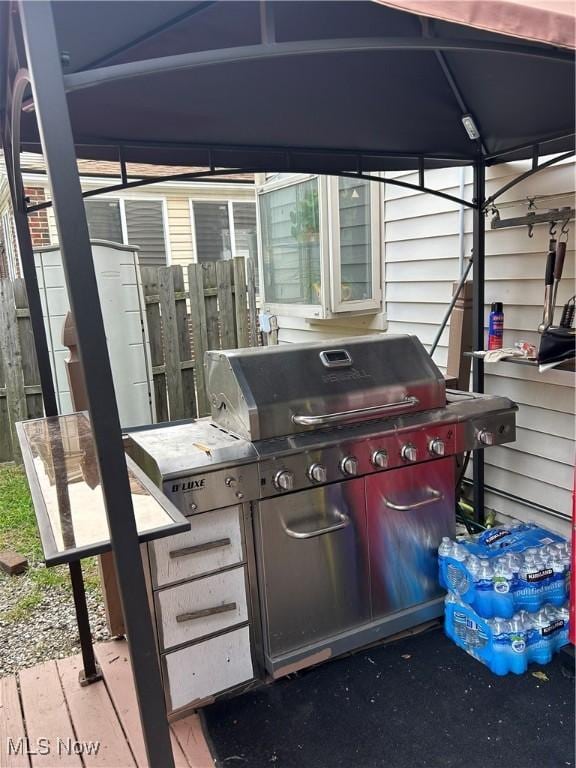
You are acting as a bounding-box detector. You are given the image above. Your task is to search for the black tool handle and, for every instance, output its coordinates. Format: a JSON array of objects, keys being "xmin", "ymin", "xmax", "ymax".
[
  {"xmin": 554, "ymin": 241, "xmax": 566, "ymax": 280},
  {"xmin": 545, "ymin": 249, "xmax": 556, "ymax": 285}
]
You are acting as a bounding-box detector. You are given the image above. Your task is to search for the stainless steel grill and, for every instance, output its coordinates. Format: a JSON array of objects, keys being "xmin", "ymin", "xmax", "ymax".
[{"xmin": 126, "ymin": 334, "xmax": 517, "ymax": 687}]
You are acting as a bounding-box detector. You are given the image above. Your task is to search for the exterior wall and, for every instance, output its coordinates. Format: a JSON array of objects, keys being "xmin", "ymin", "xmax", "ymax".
[
  {"xmin": 39, "ymin": 177, "xmax": 256, "ymax": 268},
  {"xmin": 267, "ymin": 159, "xmax": 576, "ymax": 533}
]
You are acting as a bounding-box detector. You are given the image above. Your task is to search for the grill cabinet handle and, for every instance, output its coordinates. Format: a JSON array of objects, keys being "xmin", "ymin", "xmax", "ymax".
[
  {"xmin": 292, "ymin": 397, "xmax": 419, "ymax": 427},
  {"xmin": 176, "ymin": 602, "xmax": 237, "ymax": 623},
  {"xmin": 282, "ymin": 509, "xmax": 351, "ymax": 539},
  {"xmin": 170, "ymin": 537, "xmax": 231, "ymax": 559},
  {"xmin": 382, "ymin": 487, "xmax": 443, "ymax": 511}
]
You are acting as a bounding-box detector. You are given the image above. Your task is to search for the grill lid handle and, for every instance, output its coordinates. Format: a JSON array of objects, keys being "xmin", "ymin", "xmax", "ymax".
[{"xmin": 292, "ymin": 396, "xmax": 419, "ymax": 427}]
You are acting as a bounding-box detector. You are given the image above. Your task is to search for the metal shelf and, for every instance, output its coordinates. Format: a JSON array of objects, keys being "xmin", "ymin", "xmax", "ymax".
[{"xmin": 466, "ymin": 351, "xmax": 575, "ymax": 372}]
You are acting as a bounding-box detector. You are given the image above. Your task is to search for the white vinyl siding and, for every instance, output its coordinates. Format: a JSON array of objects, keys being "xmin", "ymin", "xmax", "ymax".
[{"xmin": 384, "ymin": 159, "xmax": 574, "ymax": 532}]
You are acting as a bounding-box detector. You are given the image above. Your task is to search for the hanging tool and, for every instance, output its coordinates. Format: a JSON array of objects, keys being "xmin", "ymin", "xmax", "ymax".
[
  {"xmin": 559, "ymin": 295, "xmax": 575, "ymax": 330},
  {"xmin": 550, "ymin": 240, "xmax": 567, "ymax": 327},
  {"xmin": 538, "ymin": 231, "xmax": 557, "ymax": 333}
]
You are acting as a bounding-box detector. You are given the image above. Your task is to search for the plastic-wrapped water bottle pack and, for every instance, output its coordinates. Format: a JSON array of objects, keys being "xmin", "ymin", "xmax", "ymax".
[
  {"xmin": 439, "ymin": 522, "xmax": 571, "ymax": 674},
  {"xmin": 445, "ymin": 594, "xmax": 570, "ymax": 676},
  {"xmin": 438, "ymin": 523, "xmax": 571, "ymax": 618}
]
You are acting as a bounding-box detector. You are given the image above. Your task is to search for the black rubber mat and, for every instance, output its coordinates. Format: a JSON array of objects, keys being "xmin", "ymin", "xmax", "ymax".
[{"xmin": 202, "ymin": 626, "xmax": 574, "ymax": 768}]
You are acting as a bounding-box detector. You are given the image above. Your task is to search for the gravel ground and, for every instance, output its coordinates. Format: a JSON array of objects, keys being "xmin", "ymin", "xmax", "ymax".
[{"xmin": 0, "ymin": 568, "xmax": 110, "ymax": 675}]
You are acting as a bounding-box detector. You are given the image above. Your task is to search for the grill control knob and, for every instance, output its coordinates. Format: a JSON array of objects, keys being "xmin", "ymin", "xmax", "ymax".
[
  {"xmin": 478, "ymin": 430, "xmax": 495, "ymax": 446},
  {"xmin": 371, "ymin": 449, "xmax": 388, "ymax": 469},
  {"xmin": 308, "ymin": 463, "xmax": 327, "ymax": 483},
  {"xmin": 340, "ymin": 456, "xmax": 358, "ymax": 476},
  {"xmin": 401, "ymin": 444, "xmax": 418, "ymax": 463},
  {"xmin": 274, "ymin": 470, "xmax": 295, "ymax": 492},
  {"xmin": 428, "ymin": 438, "xmax": 445, "ymax": 457}
]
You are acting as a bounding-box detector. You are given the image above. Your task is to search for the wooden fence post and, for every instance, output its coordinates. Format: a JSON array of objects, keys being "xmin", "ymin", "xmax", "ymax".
[
  {"xmin": 141, "ymin": 267, "xmax": 169, "ymax": 423},
  {"xmin": 188, "ymin": 263, "xmax": 210, "ymax": 416},
  {"xmin": 0, "ymin": 279, "xmax": 27, "ymax": 461},
  {"xmin": 232, "ymin": 257, "xmax": 249, "ymax": 348},
  {"xmin": 216, "ymin": 259, "xmax": 236, "ymax": 350},
  {"xmin": 246, "ymin": 257, "xmax": 258, "ymax": 347}
]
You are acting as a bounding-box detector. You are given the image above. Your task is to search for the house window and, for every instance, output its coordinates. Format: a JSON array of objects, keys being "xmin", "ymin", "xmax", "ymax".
[
  {"xmin": 259, "ymin": 177, "xmax": 321, "ymax": 304},
  {"xmin": 190, "ymin": 200, "xmax": 258, "ymax": 280},
  {"xmin": 257, "ymin": 175, "xmax": 381, "ymax": 318},
  {"xmin": 1, "ymin": 210, "xmax": 20, "ymax": 280},
  {"xmin": 84, "ymin": 198, "xmax": 168, "ymax": 267}
]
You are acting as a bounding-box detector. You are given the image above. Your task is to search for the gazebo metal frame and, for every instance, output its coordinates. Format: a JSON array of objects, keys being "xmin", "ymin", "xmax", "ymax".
[{"xmin": 1, "ymin": 2, "xmax": 573, "ymax": 766}]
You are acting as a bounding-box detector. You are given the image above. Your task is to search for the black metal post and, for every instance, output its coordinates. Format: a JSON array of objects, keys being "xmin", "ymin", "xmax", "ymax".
[
  {"xmin": 18, "ymin": 3, "xmax": 175, "ymax": 766},
  {"xmin": 3, "ymin": 45, "xmax": 102, "ymax": 687},
  {"xmin": 1, "ymin": 134, "xmax": 58, "ymax": 417},
  {"xmin": 472, "ymin": 161, "xmax": 486, "ymax": 523}
]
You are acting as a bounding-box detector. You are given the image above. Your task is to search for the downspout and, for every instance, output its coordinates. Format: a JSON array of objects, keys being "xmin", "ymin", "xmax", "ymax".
[{"xmin": 458, "ymin": 166, "xmax": 466, "ymax": 276}]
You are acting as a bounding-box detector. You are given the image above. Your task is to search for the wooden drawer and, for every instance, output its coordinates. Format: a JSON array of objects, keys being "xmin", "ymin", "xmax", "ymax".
[
  {"xmin": 150, "ymin": 505, "xmax": 244, "ymax": 588},
  {"xmin": 164, "ymin": 626, "xmax": 253, "ymax": 711},
  {"xmin": 156, "ymin": 566, "xmax": 249, "ymax": 651}
]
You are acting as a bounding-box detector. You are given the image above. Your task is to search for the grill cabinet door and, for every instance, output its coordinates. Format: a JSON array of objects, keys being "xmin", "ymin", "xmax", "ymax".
[
  {"xmin": 255, "ymin": 479, "xmax": 369, "ymax": 658},
  {"xmin": 367, "ymin": 457, "xmax": 455, "ymax": 617}
]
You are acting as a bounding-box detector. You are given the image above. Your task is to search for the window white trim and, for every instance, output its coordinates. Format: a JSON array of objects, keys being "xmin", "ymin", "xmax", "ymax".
[
  {"xmin": 85, "ymin": 194, "xmax": 171, "ymax": 266},
  {"xmin": 257, "ymin": 173, "xmax": 383, "ymax": 319},
  {"xmin": 257, "ymin": 174, "xmax": 326, "ymax": 317},
  {"xmin": 327, "ymin": 177, "xmax": 382, "ymax": 313},
  {"xmin": 189, "ymin": 198, "xmax": 257, "ymax": 265}
]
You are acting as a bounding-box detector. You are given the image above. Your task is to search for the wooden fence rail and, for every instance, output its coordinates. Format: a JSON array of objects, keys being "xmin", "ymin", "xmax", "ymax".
[{"xmin": 0, "ymin": 257, "xmax": 258, "ymax": 463}]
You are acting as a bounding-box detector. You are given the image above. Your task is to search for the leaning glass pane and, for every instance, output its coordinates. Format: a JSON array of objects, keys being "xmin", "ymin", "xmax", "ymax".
[
  {"xmin": 260, "ymin": 178, "xmax": 321, "ymax": 305},
  {"xmin": 338, "ymin": 178, "xmax": 372, "ymax": 301}
]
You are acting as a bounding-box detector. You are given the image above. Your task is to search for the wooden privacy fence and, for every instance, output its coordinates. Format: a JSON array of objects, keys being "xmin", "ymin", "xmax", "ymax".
[
  {"xmin": 0, "ymin": 278, "xmax": 43, "ymax": 462},
  {"xmin": 140, "ymin": 257, "xmax": 258, "ymax": 423},
  {"xmin": 0, "ymin": 258, "xmax": 257, "ymax": 463}
]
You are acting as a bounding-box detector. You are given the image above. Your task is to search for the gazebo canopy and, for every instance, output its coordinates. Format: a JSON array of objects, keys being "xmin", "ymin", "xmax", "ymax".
[{"xmin": 8, "ymin": 0, "xmax": 575, "ymax": 174}]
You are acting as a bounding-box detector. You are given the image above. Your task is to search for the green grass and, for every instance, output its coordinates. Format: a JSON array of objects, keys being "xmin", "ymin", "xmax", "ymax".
[
  {"xmin": 0, "ymin": 464, "xmax": 42, "ymax": 561},
  {"xmin": 0, "ymin": 464, "xmax": 101, "ymax": 623}
]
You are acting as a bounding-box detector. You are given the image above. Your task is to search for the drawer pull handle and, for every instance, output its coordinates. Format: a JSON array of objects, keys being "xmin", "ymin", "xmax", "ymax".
[
  {"xmin": 382, "ymin": 487, "xmax": 443, "ymax": 511},
  {"xmin": 170, "ymin": 537, "xmax": 231, "ymax": 559},
  {"xmin": 176, "ymin": 602, "xmax": 237, "ymax": 623}
]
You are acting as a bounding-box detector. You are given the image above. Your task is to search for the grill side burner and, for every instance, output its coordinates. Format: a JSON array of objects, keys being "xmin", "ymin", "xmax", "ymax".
[{"xmin": 126, "ymin": 335, "xmax": 518, "ymax": 708}]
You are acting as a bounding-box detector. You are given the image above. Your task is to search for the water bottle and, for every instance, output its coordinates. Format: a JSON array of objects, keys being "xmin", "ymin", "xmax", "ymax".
[
  {"xmin": 488, "ymin": 617, "xmax": 510, "ymax": 676},
  {"xmin": 438, "ymin": 536, "xmax": 453, "ymax": 588},
  {"xmin": 530, "ymin": 609, "xmax": 553, "ymax": 666},
  {"xmin": 517, "ymin": 556, "xmax": 541, "ymax": 613},
  {"xmin": 492, "ymin": 557, "xmax": 515, "ymax": 618},
  {"xmin": 548, "ymin": 557, "xmax": 566, "ymax": 606},
  {"xmin": 446, "ymin": 543, "xmax": 468, "ymax": 595},
  {"xmin": 475, "ymin": 558, "xmax": 494, "ymax": 617},
  {"xmin": 508, "ymin": 614, "xmax": 528, "ymax": 674},
  {"xmin": 556, "ymin": 605, "xmax": 570, "ymax": 651}
]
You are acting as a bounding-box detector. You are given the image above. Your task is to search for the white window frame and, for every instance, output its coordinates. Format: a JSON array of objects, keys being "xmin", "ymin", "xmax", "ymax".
[
  {"xmin": 2, "ymin": 210, "xmax": 20, "ymax": 280},
  {"xmin": 188, "ymin": 198, "xmax": 257, "ymax": 267},
  {"xmin": 257, "ymin": 173, "xmax": 383, "ymax": 319},
  {"xmin": 85, "ymin": 194, "xmax": 172, "ymax": 265},
  {"xmin": 327, "ymin": 177, "xmax": 382, "ymax": 313},
  {"xmin": 256, "ymin": 174, "xmax": 328, "ymax": 319}
]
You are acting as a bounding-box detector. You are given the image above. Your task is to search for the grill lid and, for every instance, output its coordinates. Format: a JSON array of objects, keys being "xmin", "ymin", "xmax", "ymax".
[{"xmin": 206, "ymin": 335, "xmax": 446, "ymax": 441}]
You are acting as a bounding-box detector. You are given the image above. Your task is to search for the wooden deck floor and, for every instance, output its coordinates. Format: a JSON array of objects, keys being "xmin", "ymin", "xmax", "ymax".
[{"xmin": 0, "ymin": 640, "xmax": 214, "ymax": 768}]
